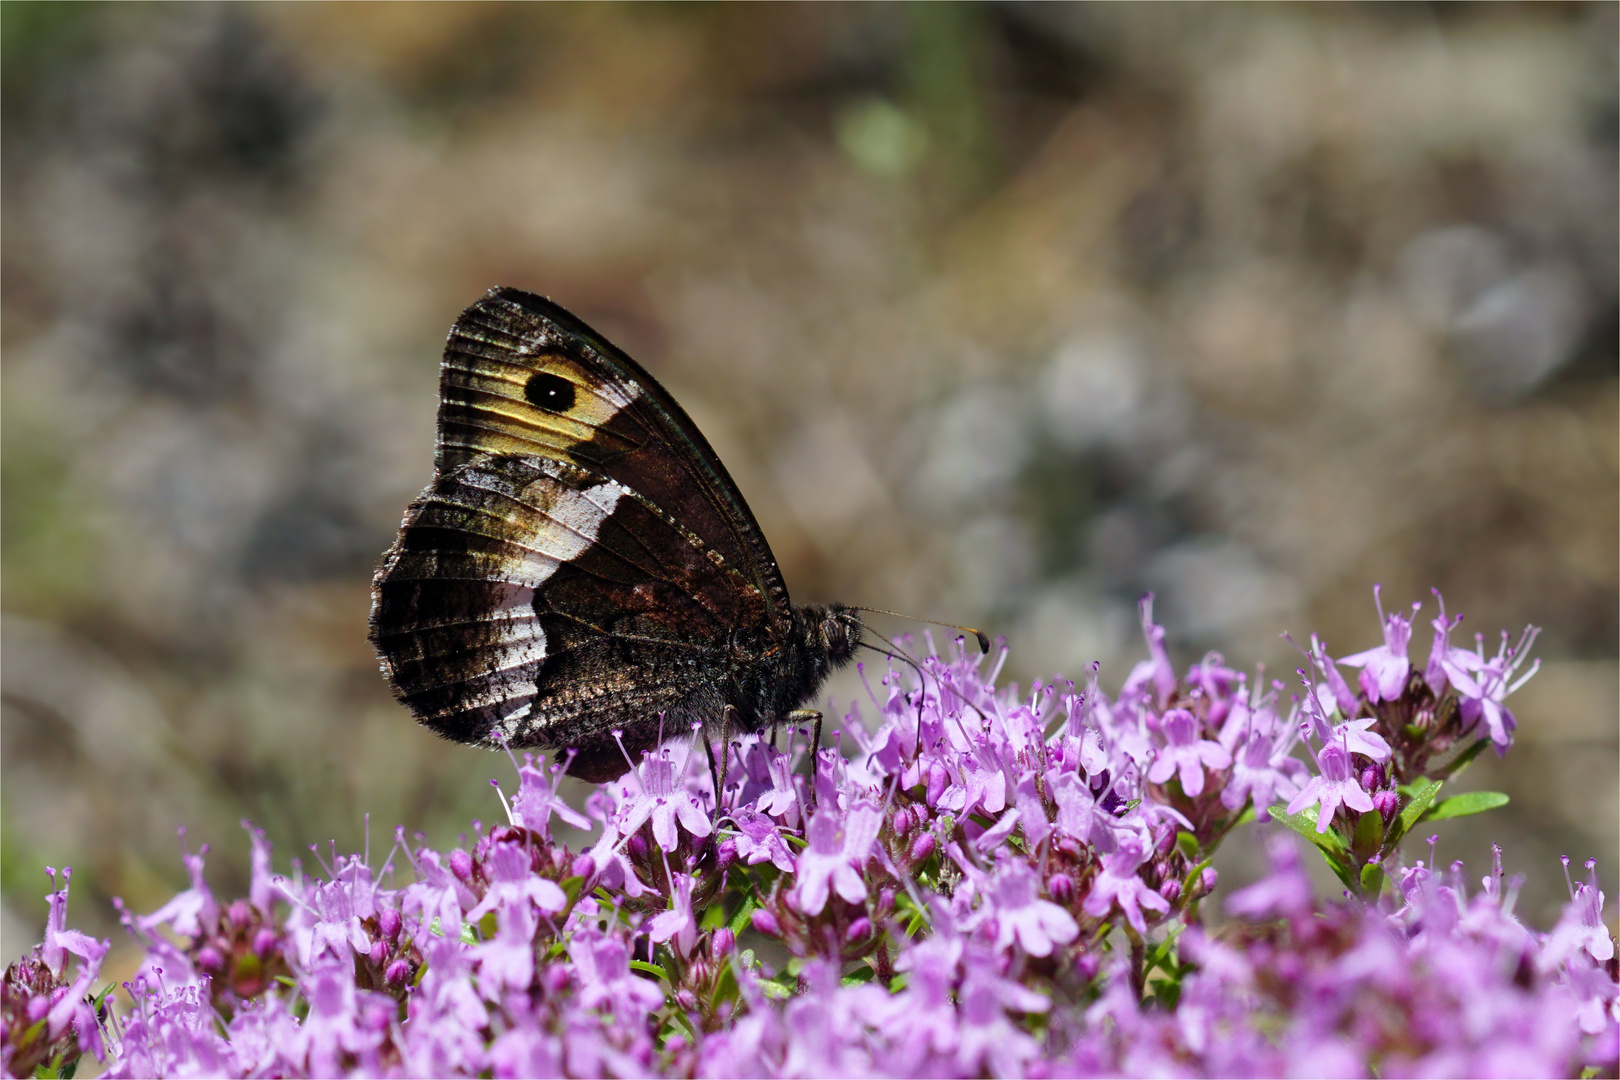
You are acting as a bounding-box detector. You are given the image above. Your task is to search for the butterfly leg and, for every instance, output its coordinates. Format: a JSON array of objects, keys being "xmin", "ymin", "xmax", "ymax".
[
  {"xmin": 701, "ymin": 730, "xmax": 722, "ymax": 812},
  {"xmin": 783, "ymin": 708, "xmax": 823, "ymax": 813},
  {"xmin": 714, "ymin": 705, "xmax": 738, "ymax": 819}
]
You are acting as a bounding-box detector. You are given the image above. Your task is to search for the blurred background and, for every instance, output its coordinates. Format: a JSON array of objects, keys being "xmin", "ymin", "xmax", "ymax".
[{"xmin": 3, "ymin": 3, "xmax": 1615, "ymax": 962}]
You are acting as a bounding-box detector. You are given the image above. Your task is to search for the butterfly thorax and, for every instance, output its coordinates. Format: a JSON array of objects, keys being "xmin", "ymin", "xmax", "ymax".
[{"xmin": 725, "ymin": 603, "xmax": 861, "ymax": 731}]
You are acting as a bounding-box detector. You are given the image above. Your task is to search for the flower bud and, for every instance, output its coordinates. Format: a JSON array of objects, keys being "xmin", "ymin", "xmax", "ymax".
[
  {"xmin": 909, "ymin": 833, "xmax": 936, "ymax": 863},
  {"xmin": 716, "ymin": 839, "xmax": 737, "ymax": 871},
  {"xmin": 891, "ymin": 807, "xmax": 915, "ymax": 836},
  {"xmin": 627, "ymin": 833, "xmax": 649, "ymax": 862},
  {"xmin": 1076, "ymin": 952, "xmax": 1102, "ymax": 981},
  {"xmin": 369, "ymin": 940, "xmax": 387, "ymax": 967},
  {"xmin": 675, "ymin": 988, "xmax": 699, "ymax": 1011},
  {"xmin": 384, "ymin": 959, "xmax": 410, "ymax": 986},
  {"xmin": 710, "ymin": 928, "xmax": 735, "ymax": 958},
  {"xmin": 543, "ymin": 965, "xmax": 569, "ymax": 995},
  {"xmin": 1156, "ymin": 829, "xmax": 1178, "ymax": 858},
  {"xmin": 196, "ymin": 944, "xmax": 225, "ymax": 973},
  {"xmin": 1373, "ymin": 789, "xmax": 1399, "ymax": 821},
  {"xmin": 751, "ymin": 909, "xmax": 781, "ymax": 937},
  {"xmin": 252, "ymin": 929, "xmax": 278, "ymax": 958},
  {"xmin": 571, "ymin": 853, "xmax": 596, "ymax": 879},
  {"xmin": 378, "ymin": 908, "xmax": 402, "ymax": 942},
  {"xmin": 449, "ymin": 848, "xmax": 474, "ymax": 882},
  {"xmin": 1359, "ymin": 765, "xmax": 1382, "ymax": 792},
  {"xmin": 228, "ymin": 899, "xmax": 253, "ymax": 930},
  {"xmin": 1048, "ymin": 873, "xmax": 1075, "ymax": 905},
  {"xmin": 1200, "ymin": 867, "xmax": 1219, "ymax": 894},
  {"xmin": 1159, "ymin": 878, "xmax": 1183, "ymax": 903},
  {"xmin": 876, "ymin": 888, "xmax": 896, "ymax": 917},
  {"xmin": 845, "ymin": 917, "xmax": 873, "ymax": 943}
]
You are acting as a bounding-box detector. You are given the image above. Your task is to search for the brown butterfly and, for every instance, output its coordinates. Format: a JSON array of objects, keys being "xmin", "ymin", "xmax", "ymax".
[{"xmin": 368, "ymin": 288, "xmax": 871, "ymax": 783}]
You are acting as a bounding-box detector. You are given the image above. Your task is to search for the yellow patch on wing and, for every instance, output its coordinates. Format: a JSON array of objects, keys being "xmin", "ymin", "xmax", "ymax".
[{"xmin": 442, "ymin": 352, "xmax": 646, "ymax": 459}]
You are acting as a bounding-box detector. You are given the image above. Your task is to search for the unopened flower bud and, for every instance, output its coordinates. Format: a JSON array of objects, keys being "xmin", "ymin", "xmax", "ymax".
[
  {"xmin": 1159, "ymin": 878, "xmax": 1183, "ymax": 903},
  {"xmin": 378, "ymin": 908, "xmax": 402, "ymax": 942},
  {"xmin": 909, "ymin": 833, "xmax": 936, "ymax": 863},
  {"xmin": 751, "ymin": 909, "xmax": 781, "ymax": 937},
  {"xmin": 876, "ymin": 888, "xmax": 896, "ymax": 917},
  {"xmin": 846, "ymin": 917, "xmax": 873, "ymax": 943},
  {"xmin": 1076, "ymin": 952, "xmax": 1102, "ymax": 981},
  {"xmin": 675, "ymin": 988, "xmax": 699, "ymax": 1011},
  {"xmin": 1156, "ymin": 829, "xmax": 1178, "ymax": 858},
  {"xmin": 1200, "ymin": 867, "xmax": 1218, "ymax": 894},
  {"xmin": 196, "ymin": 944, "xmax": 225, "ymax": 973},
  {"xmin": 1373, "ymin": 789, "xmax": 1399, "ymax": 821},
  {"xmin": 716, "ymin": 839, "xmax": 737, "ymax": 871},
  {"xmin": 571, "ymin": 853, "xmax": 596, "ymax": 879},
  {"xmin": 369, "ymin": 940, "xmax": 387, "ymax": 966},
  {"xmin": 449, "ymin": 848, "xmax": 473, "ymax": 882},
  {"xmin": 1048, "ymin": 873, "xmax": 1075, "ymax": 905},
  {"xmin": 710, "ymin": 928, "xmax": 735, "ymax": 958},
  {"xmin": 543, "ymin": 965, "xmax": 569, "ymax": 994},
  {"xmin": 252, "ymin": 929, "xmax": 278, "ymax": 958},
  {"xmin": 228, "ymin": 899, "xmax": 253, "ymax": 930},
  {"xmin": 892, "ymin": 808, "xmax": 915, "ymax": 836},
  {"xmin": 627, "ymin": 833, "xmax": 649, "ymax": 861},
  {"xmin": 1359, "ymin": 765, "xmax": 1382, "ymax": 792},
  {"xmin": 384, "ymin": 959, "xmax": 410, "ymax": 986}
]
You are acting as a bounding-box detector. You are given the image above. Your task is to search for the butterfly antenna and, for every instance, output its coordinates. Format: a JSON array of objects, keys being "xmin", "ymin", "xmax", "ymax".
[{"xmin": 853, "ymin": 607, "xmax": 990, "ymax": 654}]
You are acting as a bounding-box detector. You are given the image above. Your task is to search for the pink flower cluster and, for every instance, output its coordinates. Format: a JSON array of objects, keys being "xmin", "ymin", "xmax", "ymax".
[{"xmin": 3, "ymin": 590, "xmax": 1613, "ymax": 1078}]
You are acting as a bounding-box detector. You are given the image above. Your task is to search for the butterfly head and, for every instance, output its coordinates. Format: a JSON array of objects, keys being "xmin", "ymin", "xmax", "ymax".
[{"xmin": 808, "ymin": 602, "xmax": 862, "ymax": 667}]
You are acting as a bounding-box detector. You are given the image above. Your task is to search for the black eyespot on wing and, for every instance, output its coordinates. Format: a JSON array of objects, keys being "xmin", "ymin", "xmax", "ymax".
[{"xmin": 525, "ymin": 372, "xmax": 577, "ymax": 412}]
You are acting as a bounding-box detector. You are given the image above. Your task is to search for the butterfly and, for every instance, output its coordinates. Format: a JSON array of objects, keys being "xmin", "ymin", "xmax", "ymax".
[{"xmin": 367, "ymin": 287, "xmax": 868, "ymax": 783}]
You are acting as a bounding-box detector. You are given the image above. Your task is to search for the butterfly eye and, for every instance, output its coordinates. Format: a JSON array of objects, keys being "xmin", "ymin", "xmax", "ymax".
[{"xmin": 524, "ymin": 372, "xmax": 577, "ymax": 413}]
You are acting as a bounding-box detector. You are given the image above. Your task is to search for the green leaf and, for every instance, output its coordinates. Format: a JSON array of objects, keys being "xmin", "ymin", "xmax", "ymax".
[
  {"xmin": 1388, "ymin": 777, "xmax": 1443, "ymax": 851},
  {"xmin": 1351, "ymin": 805, "xmax": 1383, "ymax": 859},
  {"xmin": 727, "ymin": 896, "xmax": 759, "ymax": 936},
  {"xmin": 700, "ymin": 902, "xmax": 728, "ymax": 930},
  {"xmin": 1359, "ymin": 861, "xmax": 1386, "ymax": 899},
  {"xmin": 841, "ymin": 967, "xmax": 875, "ymax": 987},
  {"xmin": 1266, "ymin": 805, "xmax": 1348, "ymax": 861},
  {"xmin": 1432, "ymin": 737, "xmax": 1492, "ymax": 781},
  {"xmin": 1267, "ymin": 805, "xmax": 1356, "ymax": 890},
  {"xmin": 1233, "ymin": 803, "xmax": 1258, "ymax": 827},
  {"xmin": 758, "ymin": 975, "xmax": 794, "ymax": 1000},
  {"xmin": 1421, "ymin": 791, "xmax": 1509, "ymax": 823},
  {"xmin": 1174, "ymin": 831, "xmax": 1198, "ymax": 860},
  {"xmin": 629, "ymin": 959, "xmax": 668, "ymax": 982},
  {"xmin": 558, "ymin": 875, "xmax": 586, "ymax": 909}
]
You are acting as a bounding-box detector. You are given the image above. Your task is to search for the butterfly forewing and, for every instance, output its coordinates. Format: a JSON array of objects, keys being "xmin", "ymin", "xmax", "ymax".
[{"xmin": 434, "ymin": 290, "xmax": 792, "ymax": 628}]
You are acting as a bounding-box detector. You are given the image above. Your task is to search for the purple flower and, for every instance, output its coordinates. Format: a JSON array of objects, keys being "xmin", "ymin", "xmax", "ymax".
[
  {"xmin": 616, "ymin": 744, "xmax": 713, "ymax": 852},
  {"xmin": 1441, "ymin": 625, "xmax": 1541, "ymax": 752},
  {"xmin": 730, "ymin": 806, "xmax": 796, "ymax": 873},
  {"xmin": 980, "ymin": 859, "xmax": 1078, "ymax": 957},
  {"xmin": 1222, "ymin": 727, "xmax": 1306, "ymax": 814},
  {"xmin": 1146, "ymin": 708, "xmax": 1231, "ymax": 797},
  {"xmin": 1338, "ymin": 585, "xmax": 1421, "ymax": 703},
  {"xmin": 792, "ymin": 802, "xmax": 882, "ymax": 916},
  {"xmin": 1082, "ymin": 837, "xmax": 1171, "ymax": 934},
  {"xmin": 508, "ymin": 753, "xmax": 591, "ymax": 840},
  {"xmin": 1284, "ymin": 741, "xmax": 1374, "ymax": 833},
  {"xmin": 464, "ymin": 837, "xmax": 567, "ymax": 924},
  {"xmin": 1541, "ymin": 858, "xmax": 1615, "ymax": 970},
  {"xmin": 647, "ymin": 869, "xmax": 698, "ymax": 959}
]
